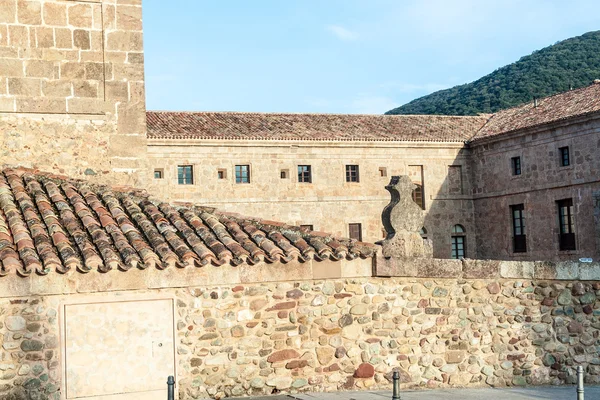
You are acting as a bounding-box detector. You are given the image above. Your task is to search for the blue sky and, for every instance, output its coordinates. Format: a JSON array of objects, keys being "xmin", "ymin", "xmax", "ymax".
[{"xmin": 143, "ymin": 0, "xmax": 600, "ymax": 114}]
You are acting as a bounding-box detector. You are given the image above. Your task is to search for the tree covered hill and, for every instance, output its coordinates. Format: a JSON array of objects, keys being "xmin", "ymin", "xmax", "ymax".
[{"xmin": 385, "ymin": 31, "xmax": 600, "ymax": 116}]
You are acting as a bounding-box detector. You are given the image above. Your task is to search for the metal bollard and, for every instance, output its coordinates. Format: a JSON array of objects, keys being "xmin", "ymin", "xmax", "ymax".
[
  {"xmin": 167, "ymin": 375, "xmax": 175, "ymax": 400},
  {"xmin": 392, "ymin": 371, "xmax": 401, "ymax": 400},
  {"xmin": 577, "ymin": 366, "xmax": 584, "ymax": 400}
]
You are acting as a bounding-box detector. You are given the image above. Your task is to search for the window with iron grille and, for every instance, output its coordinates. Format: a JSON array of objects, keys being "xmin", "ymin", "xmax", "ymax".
[
  {"xmin": 298, "ymin": 165, "xmax": 312, "ymax": 183},
  {"xmin": 557, "ymin": 198, "xmax": 576, "ymax": 250},
  {"xmin": 177, "ymin": 165, "xmax": 193, "ymax": 185},
  {"xmin": 345, "ymin": 165, "xmax": 359, "ymax": 182},
  {"xmin": 451, "ymin": 224, "xmax": 466, "ymax": 259},
  {"xmin": 349, "ymin": 223, "xmax": 362, "ymax": 241},
  {"xmin": 511, "ymin": 204, "xmax": 526, "ymax": 253},
  {"xmin": 235, "ymin": 165, "xmax": 250, "ymax": 183},
  {"xmin": 511, "ymin": 156, "xmax": 521, "ymax": 175},
  {"xmin": 559, "ymin": 147, "xmax": 570, "ymax": 167}
]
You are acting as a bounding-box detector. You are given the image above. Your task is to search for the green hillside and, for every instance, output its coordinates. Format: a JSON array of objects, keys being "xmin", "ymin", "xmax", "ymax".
[{"xmin": 385, "ymin": 31, "xmax": 600, "ymax": 116}]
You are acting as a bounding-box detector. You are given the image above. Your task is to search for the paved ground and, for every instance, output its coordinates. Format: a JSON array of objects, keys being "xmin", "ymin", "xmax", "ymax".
[{"xmin": 249, "ymin": 386, "xmax": 600, "ymax": 400}]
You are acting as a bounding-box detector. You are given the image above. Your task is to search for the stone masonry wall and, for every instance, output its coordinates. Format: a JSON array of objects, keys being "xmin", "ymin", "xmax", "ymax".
[
  {"xmin": 471, "ymin": 115, "xmax": 600, "ymax": 260},
  {"xmin": 0, "ymin": 0, "xmax": 148, "ymax": 187},
  {"xmin": 148, "ymin": 140, "xmax": 475, "ymax": 257},
  {"xmin": 0, "ymin": 297, "xmax": 59, "ymax": 400},
  {"xmin": 3, "ymin": 258, "xmax": 600, "ymax": 398}
]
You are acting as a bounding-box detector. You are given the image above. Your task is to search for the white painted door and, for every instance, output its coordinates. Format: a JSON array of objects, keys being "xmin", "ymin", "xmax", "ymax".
[{"xmin": 64, "ymin": 299, "xmax": 175, "ymax": 400}]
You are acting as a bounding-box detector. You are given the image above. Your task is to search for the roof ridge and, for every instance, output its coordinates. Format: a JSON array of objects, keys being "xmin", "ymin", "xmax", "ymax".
[{"xmin": 147, "ymin": 110, "xmax": 490, "ymax": 119}]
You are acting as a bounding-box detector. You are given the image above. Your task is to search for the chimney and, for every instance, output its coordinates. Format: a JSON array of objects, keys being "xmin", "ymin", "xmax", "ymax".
[{"xmin": 533, "ymin": 97, "xmax": 538, "ymax": 108}]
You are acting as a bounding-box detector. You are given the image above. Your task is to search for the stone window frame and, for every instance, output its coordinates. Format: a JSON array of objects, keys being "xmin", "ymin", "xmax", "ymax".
[
  {"xmin": 345, "ymin": 165, "xmax": 360, "ymax": 183},
  {"xmin": 298, "ymin": 165, "xmax": 312, "ymax": 183},
  {"xmin": 235, "ymin": 165, "xmax": 251, "ymax": 184},
  {"xmin": 510, "ymin": 204, "xmax": 527, "ymax": 253},
  {"xmin": 177, "ymin": 165, "xmax": 194, "ymax": 185},
  {"xmin": 558, "ymin": 146, "xmax": 571, "ymax": 167},
  {"xmin": 511, "ymin": 156, "xmax": 522, "ymax": 176},
  {"xmin": 557, "ymin": 198, "xmax": 576, "ymax": 251},
  {"xmin": 349, "ymin": 223, "xmax": 362, "ymax": 241},
  {"xmin": 451, "ymin": 224, "xmax": 466, "ymax": 259}
]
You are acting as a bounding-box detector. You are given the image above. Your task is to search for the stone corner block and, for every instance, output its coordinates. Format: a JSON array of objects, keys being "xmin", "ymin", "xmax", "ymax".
[
  {"xmin": 499, "ymin": 261, "xmax": 534, "ymax": 279},
  {"xmin": 463, "ymin": 259, "xmax": 500, "ymax": 279}
]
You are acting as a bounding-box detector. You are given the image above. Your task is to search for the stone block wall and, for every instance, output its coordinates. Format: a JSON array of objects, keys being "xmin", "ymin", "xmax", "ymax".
[
  {"xmin": 0, "ymin": 0, "xmax": 148, "ymax": 187},
  {"xmin": 148, "ymin": 140, "xmax": 475, "ymax": 257}
]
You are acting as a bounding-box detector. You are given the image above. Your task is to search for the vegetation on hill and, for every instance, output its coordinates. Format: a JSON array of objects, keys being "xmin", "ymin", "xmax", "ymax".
[{"xmin": 385, "ymin": 31, "xmax": 600, "ymax": 116}]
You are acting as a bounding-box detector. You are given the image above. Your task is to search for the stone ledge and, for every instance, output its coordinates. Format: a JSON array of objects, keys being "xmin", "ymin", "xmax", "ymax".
[{"xmin": 375, "ymin": 255, "xmax": 600, "ymax": 280}]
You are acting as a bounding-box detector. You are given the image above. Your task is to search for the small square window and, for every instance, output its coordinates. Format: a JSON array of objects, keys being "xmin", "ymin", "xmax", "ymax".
[
  {"xmin": 559, "ymin": 147, "xmax": 570, "ymax": 167},
  {"xmin": 177, "ymin": 165, "xmax": 193, "ymax": 185},
  {"xmin": 300, "ymin": 224, "xmax": 313, "ymax": 232},
  {"xmin": 345, "ymin": 165, "xmax": 359, "ymax": 182},
  {"xmin": 235, "ymin": 165, "xmax": 250, "ymax": 183},
  {"xmin": 217, "ymin": 169, "xmax": 227, "ymax": 179},
  {"xmin": 511, "ymin": 156, "xmax": 521, "ymax": 176},
  {"xmin": 154, "ymin": 169, "xmax": 163, "ymax": 179},
  {"xmin": 349, "ymin": 223, "xmax": 362, "ymax": 241},
  {"xmin": 280, "ymin": 169, "xmax": 289, "ymax": 179},
  {"xmin": 298, "ymin": 165, "xmax": 312, "ymax": 183},
  {"xmin": 379, "ymin": 167, "xmax": 387, "ymax": 177}
]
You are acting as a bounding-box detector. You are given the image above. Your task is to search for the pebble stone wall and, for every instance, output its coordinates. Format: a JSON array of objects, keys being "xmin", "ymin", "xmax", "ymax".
[
  {"xmin": 2, "ymin": 265, "xmax": 600, "ymax": 399},
  {"xmin": 173, "ymin": 276, "xmax": 600, "ymax": 399}
]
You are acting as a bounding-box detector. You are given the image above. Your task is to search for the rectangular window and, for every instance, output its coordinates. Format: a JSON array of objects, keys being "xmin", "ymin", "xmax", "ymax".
[
  {"xmin": 410, "ymin": 165, "xmax": 426, "ymax": 208},
  {"xmin": 559, "ymin": 146, "xmax": 570, "ymax": 167},
  {"xmin": 235, "ymin": 165, "xmax": 250, "ymax": 183},
  {"xmin": 154, "ymin": 169, "xmax": 163, "ymax": 179},
  {"xmin": 412, "ymin": 185, "xmax": 424, "ymax": 210},
  {"xmin": 349, "ymin": 223, "xmax": 362, "ymax": 241},
  {"xmin": 511, "ymin": 156, "xmax": 522, "ymax": 176},
  {"xmin": 345, "ymin": 165, "xmax": 359, "ymax": 182},
  {"xmin": 511, "ymin": 204, "xmax": 527, "ymax": 253},
  {"xmin": 300, "ymin": 225, "xmax": 313, "ymax": 232},
  {"xmin": 217, "ymin": 169, "xmax": 227, "ymax": 179},
  {"xmin": 451, "ymin": 236, "xmax": 465, "ymax": 259},
  {"xmin": 379, "ymin": 167, "xmax": 387, "ymax": 177},
  {"xmin": 177, "ymin": 165, "xmax": 193, "ymax": 185},
  {"xmin": 280, "ymin": 169, "xmax": 289, "ymax": 179},
  {"xmin": 298, "ymin": 165, "xmax": 312, "ymax": 183},
  {"xmin": 557, "ymin": 198, "xmax": 576, "ymax": 251}
]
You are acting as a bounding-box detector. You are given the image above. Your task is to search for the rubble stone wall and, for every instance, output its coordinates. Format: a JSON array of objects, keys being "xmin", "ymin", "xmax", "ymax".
[
  {"xmin": 2, "ymin": 258, "xmax": 600, "ymax": 398},
  {"xmin": 0, "ymin": 0, "xmax": 148, "ymax": 187}
]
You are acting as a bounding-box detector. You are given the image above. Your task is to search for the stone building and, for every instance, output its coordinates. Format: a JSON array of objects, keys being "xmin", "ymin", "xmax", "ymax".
[
  {"xmin": 146, "ymin": 83, "xmax": 600, "ymax": 262},
  {"xmin": 0, "ymin": 0, "xmax": 148, "ymax": 187},
  {"xmin": 0, "ymin": 168, "xmax": 600, "ymax": 399}
]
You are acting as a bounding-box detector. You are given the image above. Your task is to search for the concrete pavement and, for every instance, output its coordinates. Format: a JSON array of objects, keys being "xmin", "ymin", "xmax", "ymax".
[{"xmin": 247, "ymin": 386, "xmax": 600, "ymax": 400}]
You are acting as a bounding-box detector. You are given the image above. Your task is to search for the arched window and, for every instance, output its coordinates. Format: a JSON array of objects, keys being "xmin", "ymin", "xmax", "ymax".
[
  {"xmin": 420, "ymin": 227, "xmax": 428, "ymax": 240},
  {"xmin": 451, "ymin": 224, "xmax": 466, "ymax": 259}
]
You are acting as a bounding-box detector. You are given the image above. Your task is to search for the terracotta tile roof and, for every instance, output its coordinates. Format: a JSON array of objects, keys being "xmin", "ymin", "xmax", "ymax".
[
  {"xmin": 471, "ymin": 82, "xmax": 600, "ymax": 142},
  {"xmin": 146, "ymin": 111, "xmax": 490, "ymax": 142},
  {"xmin": 0, "ymin": 168, "xmax": 376, "ymax": 278}
]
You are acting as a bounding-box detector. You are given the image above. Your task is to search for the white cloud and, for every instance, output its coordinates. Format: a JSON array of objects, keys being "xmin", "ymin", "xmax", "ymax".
[{"xmin": 326, "ymin": 25, "xmax": 358, "ymax": 41}]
